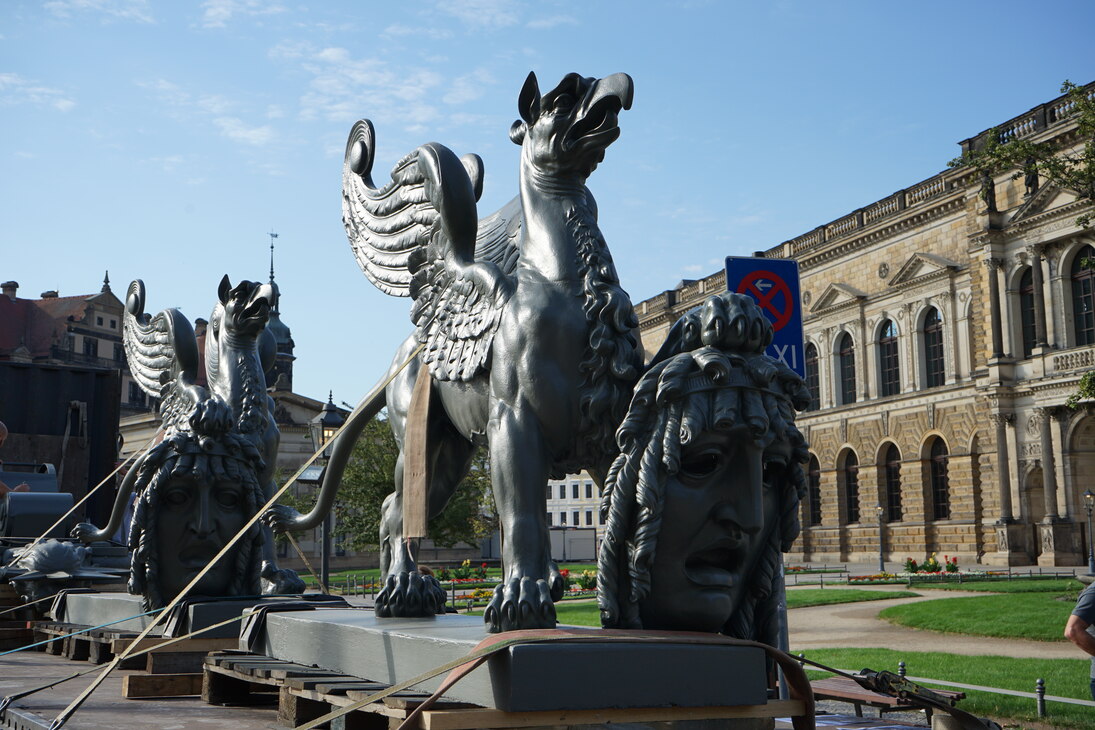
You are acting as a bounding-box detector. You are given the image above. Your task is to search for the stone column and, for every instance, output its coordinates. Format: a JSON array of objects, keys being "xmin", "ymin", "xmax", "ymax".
[
  {"xmin": 1029, "ymin": 245, "xmax": 1049, "ymax": 348},
  {"xmin": 991, "ymin": 412, "xmax": 1015, "ymax": 522},
  {"xmin": 1038, "ymin": 408, "xmax": 1060, "ymax": 522},
  {"xmin": 1052, "ymin": 408, "xmax": 1072, "ymax": 518},
  {"xmin": 986, "ymin": 258, "xmax": 1005, "ymax": 359}
]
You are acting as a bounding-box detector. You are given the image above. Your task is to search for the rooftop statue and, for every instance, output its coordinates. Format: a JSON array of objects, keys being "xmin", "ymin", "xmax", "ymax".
[
  {"xmin": 598, "ymin": 292, "xmax": 810, "ymax": 639},
  {"xmin": 264, "ymin": 71, "xmax": 642, "ymax": 631},
  {"xmin": 73, "ymin": 278, "xmax": 304, "ymax": 609}
]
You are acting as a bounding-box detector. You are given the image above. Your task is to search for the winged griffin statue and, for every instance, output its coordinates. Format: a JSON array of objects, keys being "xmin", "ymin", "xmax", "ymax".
[
  {"xmin": 263, "ymin": 71, "xmax": 642, "ymax": 631},
  {"xmin": 73, "ymin": 277, "xmax": 304, "ymax": 608}
]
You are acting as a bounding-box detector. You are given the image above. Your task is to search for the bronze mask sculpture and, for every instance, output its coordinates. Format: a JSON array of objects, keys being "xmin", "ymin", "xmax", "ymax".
[
  {"xmin": 74, "ymin": 278, "xmax": 303, "ymax": 609},
  {"xmin": 598, "ymin": 292, "xmax": 810, "ymax": 640}
]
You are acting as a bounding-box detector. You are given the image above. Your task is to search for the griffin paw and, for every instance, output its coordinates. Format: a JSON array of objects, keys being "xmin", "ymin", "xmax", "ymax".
[
  {"xmin": 190, "ymin": 396, "xmax": 233, "ymax": 435},
  {"xmin": 483, "ymin": 576, "xmax": 555, "ymax": 633},
  {"xmin": 260, "ymin": 504, "xmax": 304, "ymax": 533},
  {"xmin": 70, "ymin": 522, "xmax": 103, "ymax": 544},
  {"xmin": 374, "ymin": 571, "xmax": 445, "ymax": 617},
  {"xmin": 260, "ymin": 561, "xmax": 306, "ymax": 595}
]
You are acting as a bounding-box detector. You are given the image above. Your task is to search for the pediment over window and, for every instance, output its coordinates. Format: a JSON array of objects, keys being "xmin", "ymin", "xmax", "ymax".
[
  {"xmin": 1007, "ymin": 183, "xmax": 1079, "ymax": 226},
  {"xmin": 810, "ymin": 282, "xmax": 867, "ymax": 313},
  {"xmin": 888, "ymin": 252, "xmax": 959, "ymax": 286}
]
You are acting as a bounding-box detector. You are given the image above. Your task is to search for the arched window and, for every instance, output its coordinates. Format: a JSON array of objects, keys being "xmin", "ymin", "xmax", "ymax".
[
  {"xmin": 841, "ymin": 451, "xmax": 860, "ymax": 524},
  {"xmin": 923, "ymin": 308, "xmax": 945, "ymax": 388},
  {"xmin": 804, "ymin": 343, "xmax": 820, "ymax": 411},
  {"xmin": 884, "ymin": 444, "xmax": 902, "ymax": 522},
  {"xmin": 879, "ymin": 320, "xmax": 900, "ymax": 397},
  {"xmin": 1019, "ymin": 267, "xmax": 1036, "ymax": 358},
  {"xmin": 807, "ymin": 456, "xmax": 822, "ymax": 526},
  {"xmin": 930, "ymin": 438, "xmax": 950, "ymax": 520},
  {"xmin": 838, "ymin": 333, "xmax": 856, "ymax": 405},
  {"xmin": 1072, "ymin": 245, "xmax": 1095, "ymax": 346}
]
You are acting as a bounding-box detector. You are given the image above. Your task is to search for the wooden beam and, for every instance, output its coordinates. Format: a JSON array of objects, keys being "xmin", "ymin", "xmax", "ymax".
[
  {"xmin": 110, "ymin": 636, "xmax": 236, "ymax": 654},
  {"xmin": 122, "ymin": 673, "xmax": 204, "ymax": 698}
]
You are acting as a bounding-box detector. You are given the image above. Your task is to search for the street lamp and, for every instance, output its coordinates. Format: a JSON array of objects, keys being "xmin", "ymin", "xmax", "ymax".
[
  {"xmin": 310, "ymin": 391, "xmax": 346, "ymax": 591},
  {"xmin": 876, "ymin": 503, "xmax": 885, "ymax": 573},
  {"xmin": 1084, "ymin": 490, "xmax": 1095, "ymax": 575}
]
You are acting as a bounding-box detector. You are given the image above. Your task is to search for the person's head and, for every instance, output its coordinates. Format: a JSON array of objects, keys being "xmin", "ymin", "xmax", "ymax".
[
  {"xmin": 128, "ymin": 429, "xmax": 265, "ymax": 610},
  {"xmin": 598, "ymin": 293, "xmax": 809, "ymax": 639},
  {"xmin": 0, "ymin": 420, "xmax": 8, "ymax": 449}
]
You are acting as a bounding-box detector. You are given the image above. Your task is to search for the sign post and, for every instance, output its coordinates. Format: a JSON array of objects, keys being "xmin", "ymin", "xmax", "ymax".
[{"xmin": 724, "ymin": 256, "xmax": 805, "ymax": 377}]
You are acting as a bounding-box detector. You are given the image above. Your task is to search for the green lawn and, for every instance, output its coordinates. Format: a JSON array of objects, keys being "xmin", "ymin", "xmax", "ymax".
[
  {"xmin": 879, "ymin": 592, "xmax": 1075, "ymax": 641},
  {"xmin": 795, "ymin": 647, "xmax": 1091, "ymax": 729},
  {"xmin": 912, "ymin": 577, "xmax": 1084, "ymax": 594},
  {"xmin": 785, "ymin": 589, "xmax": 916, "ymax": 608}
]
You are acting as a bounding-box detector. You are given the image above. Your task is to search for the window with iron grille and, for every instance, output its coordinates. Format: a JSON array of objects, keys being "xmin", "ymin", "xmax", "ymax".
[
  {"xmin": 1072, "ymin": 245, "xmax": 1095, "ymax": 346},
  {"xmin": 807, "ymin": 456, "xmax": 822, "ymax": 526},
  {"xmin": 842, "ymin": 451, "xmax": 860, "ymax": 524},
  {"xmin": 838, "ymin": 333, "xmax": 856, "ymax": 405},
  {"xmin": 879, "ymin": 320, "xmax": 900, "ymax": 397},
  {"xmin": 1019, "ymin": 267, "xmax": 1036, "ymax": 358},
  {"xmin": 804, "ymin": 343, "xmax": 820, "ymax": 411},
  {"xmin": 923, "ymin": 308, "xmax": 945, "ymax": 388},
  {"xmin": 884, "ymin": 444, "xmax": 902, "ymax": 522},
  {"xmin": 930, "ymin": 439, "xmax": 950, "ymax": 520}
]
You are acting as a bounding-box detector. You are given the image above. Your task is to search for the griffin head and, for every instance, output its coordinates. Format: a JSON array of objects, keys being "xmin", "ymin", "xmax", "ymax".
[
  {"xmin": 217, "ymin": 275, "xmax": 275, "ymax": 336},
  {"xmin": 509, "ymin": 71, "xmax": 633, "ymax": 181}
]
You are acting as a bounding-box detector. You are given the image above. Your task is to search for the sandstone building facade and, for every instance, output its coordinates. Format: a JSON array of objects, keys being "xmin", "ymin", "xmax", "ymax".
[{"xmin": 637, "ymin": 84, "xmax": 1095, "ymax": 567}]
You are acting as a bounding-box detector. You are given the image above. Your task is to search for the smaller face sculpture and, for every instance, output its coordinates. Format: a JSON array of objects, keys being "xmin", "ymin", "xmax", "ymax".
[
  {"xmin": 155, "ymin": 474, "xmax": 248, "ymax": 600},
  {"xmin": 639, "ymin": 426, "xmax": 764, "ymax": 632}
]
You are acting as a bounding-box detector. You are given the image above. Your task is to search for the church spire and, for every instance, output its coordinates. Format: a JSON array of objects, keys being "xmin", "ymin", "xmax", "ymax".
[
  {"xmin": 102, "ymin": 270, "xmax": 111, "ymax": 293},
  {"xmin": 268, "ymin": 230, "xmax": 279, "ymax": 313}
]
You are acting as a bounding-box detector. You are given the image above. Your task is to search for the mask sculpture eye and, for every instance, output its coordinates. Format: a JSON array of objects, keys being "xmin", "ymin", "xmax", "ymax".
[
  {"xmin": 216, "ymin": 486, "xmax": 242, "ymax": 510},
  {"xmin": 164, "ymin": 488, "xmax": 189, "ymax": 508},
  {"xmin": 680, "ymin": 449, "xmax": 723, "ymax": 480}
]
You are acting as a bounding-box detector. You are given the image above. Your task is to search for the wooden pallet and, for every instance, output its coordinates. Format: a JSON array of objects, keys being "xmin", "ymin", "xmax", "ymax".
[
  {"xmin": 31, "ymin": 621, "xmax": 236, "ymax": 670},
  {"xmin": 202, "ymin": 651, "xmax": 807, "ymax": 730}
]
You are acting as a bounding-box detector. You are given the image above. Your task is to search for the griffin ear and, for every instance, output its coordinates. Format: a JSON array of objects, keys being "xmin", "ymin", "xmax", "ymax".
[
  {"xmin": 218, "ymin": 274, "xmax": 232, "ymax": 304},
  {"xmin": 517, "ymin": 71, "xmax": 540, "ymax": 125},
  {"xmin": 509, "ymin": 120, "xmax": 527, "ymax": 146}
]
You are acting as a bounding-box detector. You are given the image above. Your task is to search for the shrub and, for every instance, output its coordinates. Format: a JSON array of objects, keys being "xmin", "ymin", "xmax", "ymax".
[{"xmin": 575, "ymin": 570, "xmax": 597, "ymax": 590}]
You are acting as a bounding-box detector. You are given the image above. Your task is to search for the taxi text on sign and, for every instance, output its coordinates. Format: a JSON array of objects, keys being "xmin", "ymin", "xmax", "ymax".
[{"xmin": 724, "ymin": 256, "xmax": 806, "ymax": 378}]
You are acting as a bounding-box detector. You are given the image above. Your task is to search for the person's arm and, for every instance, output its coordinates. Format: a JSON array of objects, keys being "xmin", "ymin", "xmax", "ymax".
[{"xmin": 1065, "ymin": 614, "xmax": 1095, "ymax": 656}]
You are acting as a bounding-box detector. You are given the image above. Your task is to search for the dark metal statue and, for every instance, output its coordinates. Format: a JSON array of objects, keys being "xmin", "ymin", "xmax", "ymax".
[
  {"xmin": 1, "ymin": 540, "xmax": 126, "ymax": 604},
  {"xmin": 598, "ymin": 292, "xmax": 810, "ymax": 640},
  {"xmin": 73, "ymin": 278, "xmax": 304, "ymax": 609},
  {"xmin": 264, "ymin": 72, "xmax": 641, "ymax": 631}
]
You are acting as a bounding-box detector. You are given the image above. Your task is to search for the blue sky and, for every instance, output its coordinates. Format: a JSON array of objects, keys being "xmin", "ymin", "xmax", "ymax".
[{"xmin": 3, "ymin": 0, "xmax": 1093, "ymax": 407}]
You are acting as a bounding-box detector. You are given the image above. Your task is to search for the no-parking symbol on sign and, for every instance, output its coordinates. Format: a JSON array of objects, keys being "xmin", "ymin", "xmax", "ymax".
[{"xmin": 725, "ymin": 256, "xmax": 805, "ymax": 377}]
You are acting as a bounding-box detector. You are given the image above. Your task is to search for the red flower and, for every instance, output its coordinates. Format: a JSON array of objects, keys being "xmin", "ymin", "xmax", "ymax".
[{"xmin": 560, "ymin": 569, "xmax": 570, "ymax": 577}]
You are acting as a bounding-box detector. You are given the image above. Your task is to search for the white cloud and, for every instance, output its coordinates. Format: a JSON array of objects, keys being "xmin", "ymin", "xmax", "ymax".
[
  {"xmin": 382, "ymin": 23, "xmax": 454, "ymax": 40},
  {"xmin": 443, "ymin": 68, "xmax": 494, "ymax": 105},
  {"xmin": 201, "ymin": 0, "xmax": 287, "ymax": 28},
  {"xmin": 0, "ymin": 73, "xmax": 76, "ymax": 112},
  {"xmin": 435, "ymin": 0, "xmax": 519, "ymax": 29},
  {"xmin": 266, "ymin": 104, "xmax": 285, "ymax": 119},
  {"xmin": 213, "ymin": 117, "xmax": 275, "ymax": 145},
  {"xmin": 292, "ymin": 45, "xmax": 443, "ymax": 125},
  {"xmin": 43, "ymin": 0, "xmax": 153, "ymax": 23},
  {"xmin": 526, "ymin": 15, "xmax": 577, "ymax": 30}
]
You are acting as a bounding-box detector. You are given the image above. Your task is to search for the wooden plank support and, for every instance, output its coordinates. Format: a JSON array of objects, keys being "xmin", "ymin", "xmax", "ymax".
[
  {"xmin": 278, "ymin": 685, "xmax": 328, "ymax": 727},
  {"xmin": 415, "ymin": 698, "xmax": 807, "ymax": 730},
  {"xmin": 111, "ymin": 636, "xmax": 236, "ymax": 654},
  {"xmin": 87, "ymin": 640, "xmax": 113, "ymax": 665},
  {"xmin": 202, "ymin": 666, "xmax": 254, "ymax": 706},
  {"xmin": 122, "ymin": 673, "xmax": 205, "ymax": 698},
  {"xmin": 146, "ymin": 651, "xmax": 209, "ymax": 674},
  {"xmin": 62, "ymin": 636, "xmax": 90, "ymax": 661}
]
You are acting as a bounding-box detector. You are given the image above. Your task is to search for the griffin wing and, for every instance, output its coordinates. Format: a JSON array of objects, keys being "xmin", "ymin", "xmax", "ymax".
[
  {"xmin": 342, "ymin": 120, "xmax": 517, "ymax": 381},
  {"xmin": 122, "ymin": 280, "xmax": 203, "ymax": 432}
]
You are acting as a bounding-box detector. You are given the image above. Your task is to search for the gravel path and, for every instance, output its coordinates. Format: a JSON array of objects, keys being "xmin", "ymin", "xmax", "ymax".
[{"xmin": 786, "ymin": 585, "xmax": 1079, "ymax": 659}]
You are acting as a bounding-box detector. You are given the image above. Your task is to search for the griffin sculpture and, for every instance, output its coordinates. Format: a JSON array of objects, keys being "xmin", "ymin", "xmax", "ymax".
[
  {"xmin": 263, "ymin": 72, "xmax": 642, "ymax": 631},
  {"xmin": 73, "ymin": 277, "xmax": 304, "ymax": 606}
]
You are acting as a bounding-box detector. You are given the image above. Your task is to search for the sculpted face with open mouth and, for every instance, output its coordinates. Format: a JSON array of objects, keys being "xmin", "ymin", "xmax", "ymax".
[{"xmin": 638, "ymin": 427, "xmax": 765, "ymax": 632}]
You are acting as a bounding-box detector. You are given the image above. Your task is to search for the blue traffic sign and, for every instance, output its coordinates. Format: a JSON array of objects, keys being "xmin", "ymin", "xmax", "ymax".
[{"xmin": 725, "ymin": 256, "xmax": 805, "ymax": 377}]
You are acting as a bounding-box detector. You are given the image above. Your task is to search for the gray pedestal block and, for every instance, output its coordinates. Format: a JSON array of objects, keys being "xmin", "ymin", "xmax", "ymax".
[
  {"xmin": 258, "ymin": 610, "xmax": 769, "ymax": 712},
  {"xmin": 58, "ymin": 593, "xmax": 317, "ymax": 637}
]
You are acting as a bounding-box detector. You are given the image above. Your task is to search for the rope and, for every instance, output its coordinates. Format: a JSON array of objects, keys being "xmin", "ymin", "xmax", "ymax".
[
  {"xmin": 0, "ymin": 593, "xmax": 58, "ymax": 619},
  {"xmin": 285, "ymin": 531, "xmax": 326, "ymax": 594},
  {"xmin": 16, "ymin": 429, "xmax": 162, "ymax": 559},
  {"xmin": 48, "ymin": 342, "xmax": 424, "ymax": 730},
  {"xmin": 0, "ymin": 608, "xmax": 162, "ymax": 657}
]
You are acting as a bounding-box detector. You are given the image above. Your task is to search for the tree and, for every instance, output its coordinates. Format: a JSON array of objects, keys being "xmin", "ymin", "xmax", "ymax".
[
  {"xmin": 950, "ymin": 81, "xmax": 1095, "ymax": 228},
  {"xmin": 316, "ymin": 414, "xmax": 496, "ymax": 552}
]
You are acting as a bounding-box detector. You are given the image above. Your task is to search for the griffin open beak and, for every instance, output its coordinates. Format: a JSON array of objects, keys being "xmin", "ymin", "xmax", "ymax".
[{"xmin": 566, "ymin": 73, "xmax": 634, "ymax": 152}]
